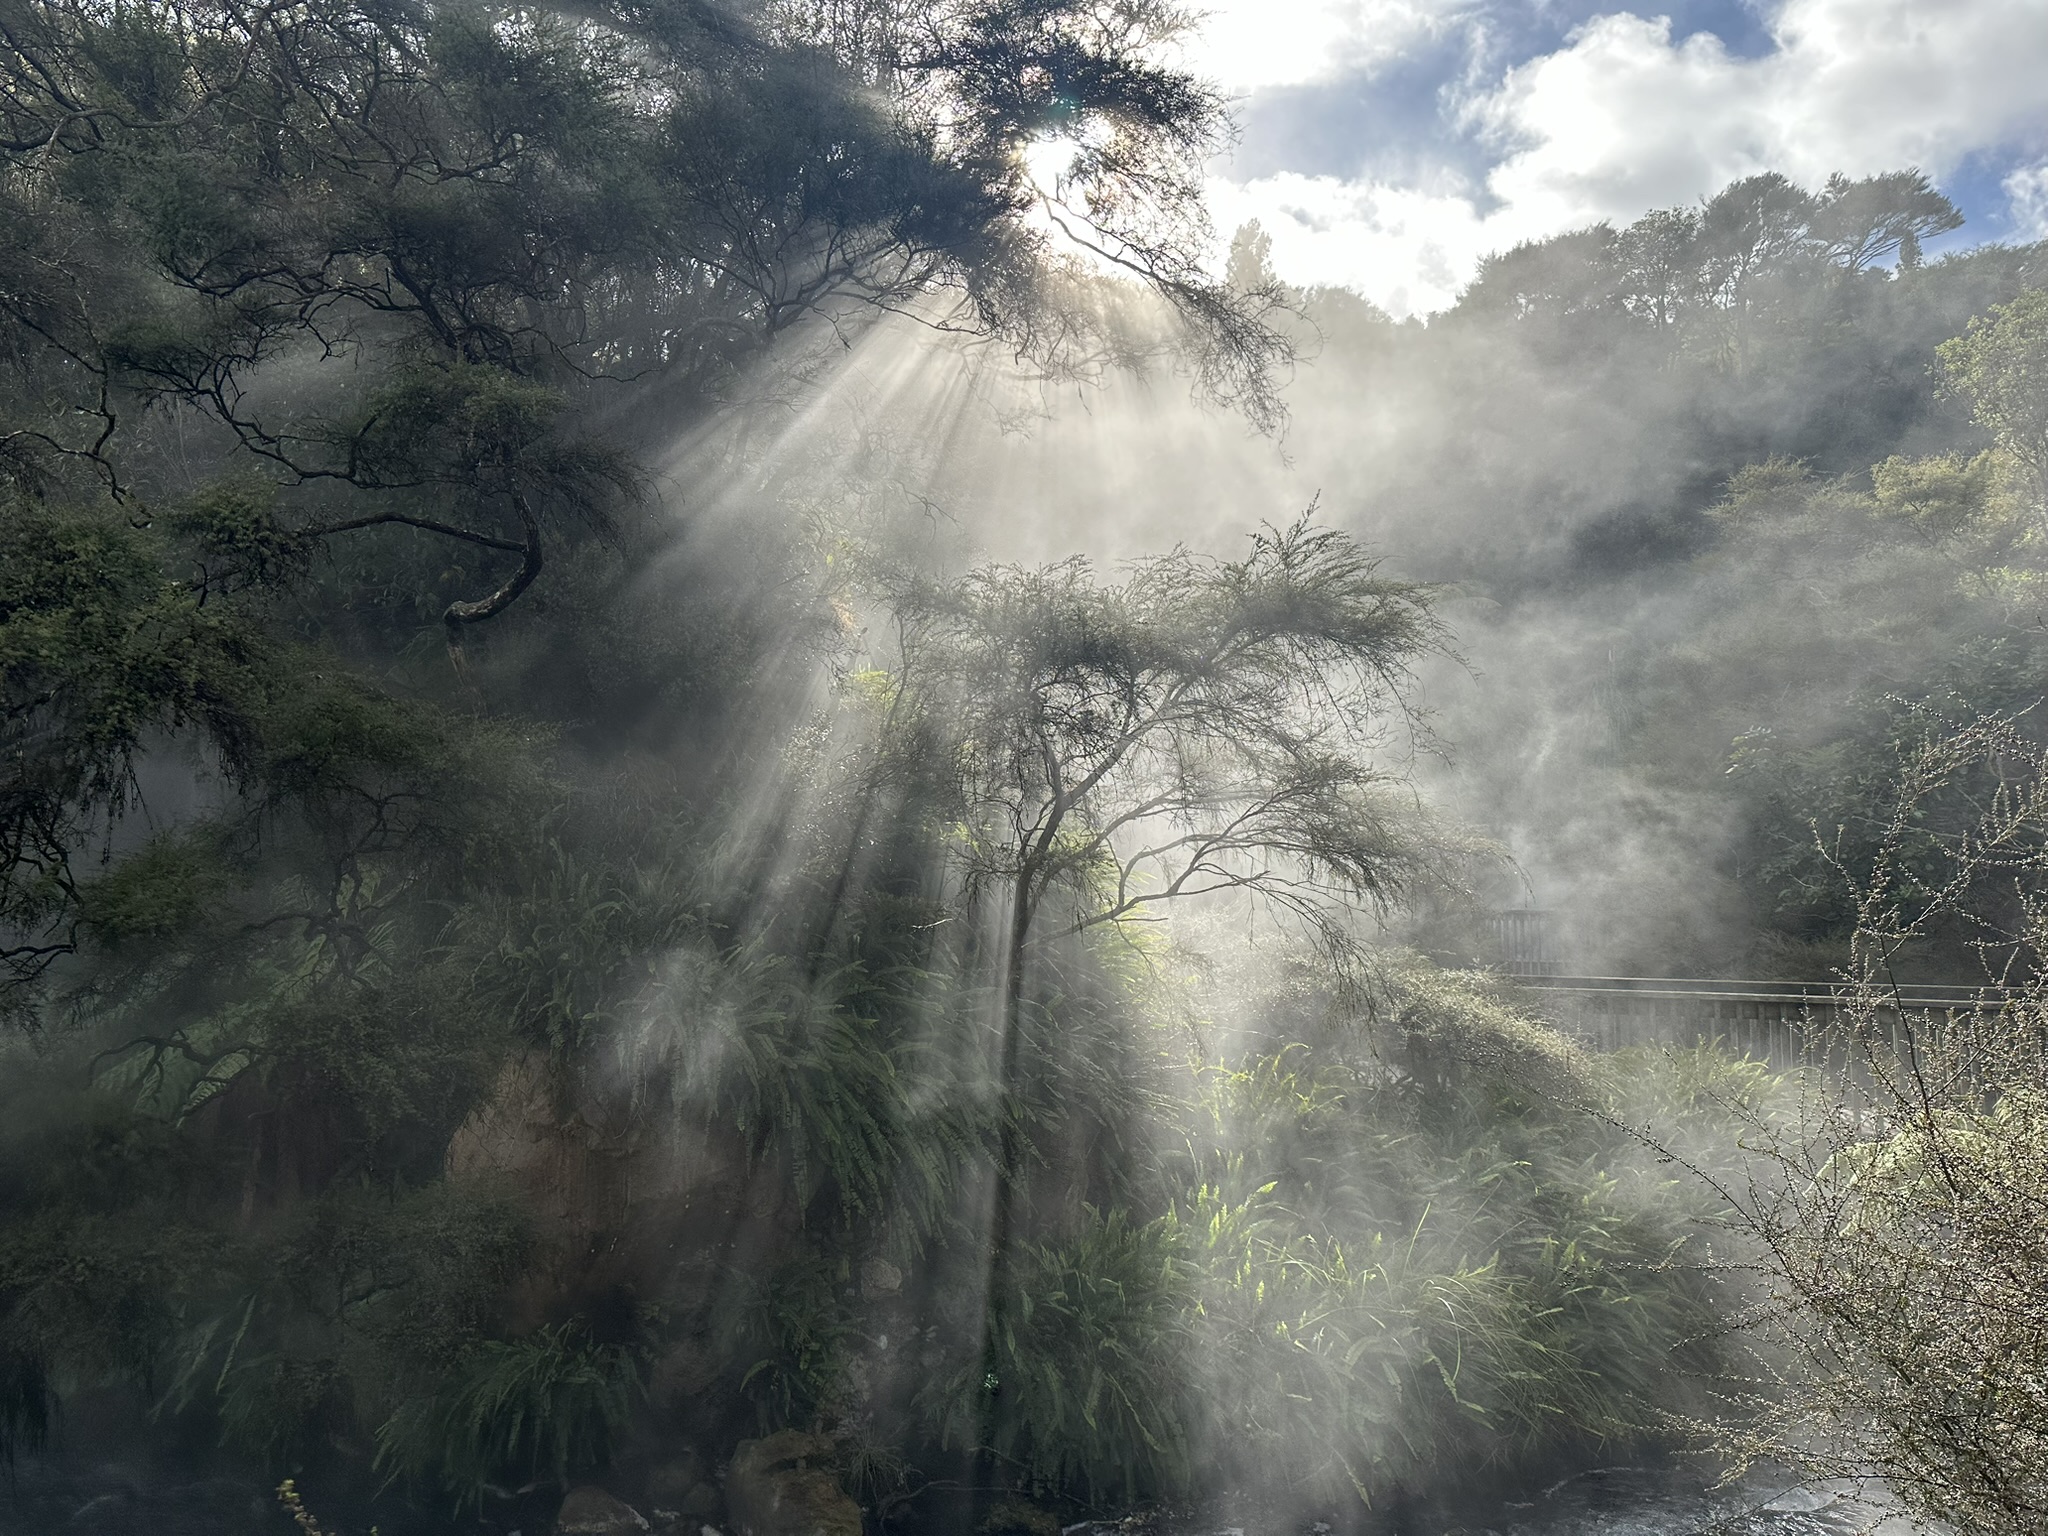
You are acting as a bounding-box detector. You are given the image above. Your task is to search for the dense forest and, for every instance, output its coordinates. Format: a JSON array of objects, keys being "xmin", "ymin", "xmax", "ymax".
[{"xmin": 3, "ymin": 3, "xmax": 2046, "ymax": 1535}]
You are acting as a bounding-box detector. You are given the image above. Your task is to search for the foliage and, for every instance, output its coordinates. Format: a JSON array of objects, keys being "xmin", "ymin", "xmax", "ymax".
[
  {"xmin": 1569, "ymin": 424, "xmax": 2048, "ymax": 971},
  {"xmin": 1454, "ymin": 169, "xmax": 1961, "ymax": 340},
  {"xmin": 948, "ymin": 1208, "xmax": 1197, "ymax": 1503},
  {"xmin": 1939, "ymin": 285, "xmax": 2048, "ymax": 525},
  {"xmin": 734, "ymin": 1255, "xmax": 858, "ymax": 1433},
  {"xmin": 1168, "ymin": 963, "xmax": 1727, "ymax": 1505},
  {"xmin": 915, "ymin": 955, "xmax": 1733, "ymax": 1509},
  {"xmin": 1697, "ymin": 717, "xmax": 2048, "ymax": 1536},
  {"xmin": 374, "ymin": 1321, "xmax": 642, "ymax": 1508},
  {"xmin": 0, "ymin": 1077, "xmax": 532, "ymax": 1471},
  {"xmin": 459, "ymin": 838, "xmax": 706, "ymax": 1055},
  {"xmin": 0, "ymin": 500, "xmax": 265, "ymax": 1019},
  {"xmin": 623, "ymin": 927, "xmax": 996, "ymax": 1230},
  {"xmin": 0, "ymin": 0, "xmax": 1286, "ymax": 633}
]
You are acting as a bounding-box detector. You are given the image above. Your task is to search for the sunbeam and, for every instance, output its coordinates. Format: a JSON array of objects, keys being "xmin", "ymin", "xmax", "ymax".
[{"xmin": 2, "ymin": 3, "xmax": 2044, "ymax": 1535}]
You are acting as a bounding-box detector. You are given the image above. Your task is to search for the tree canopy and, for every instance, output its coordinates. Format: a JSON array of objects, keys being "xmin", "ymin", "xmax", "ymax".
[
  {"xmin": 887, "ymin": 514, "xmax": 1447, "ymax": 998},
  {"xmin": 0, "ymin": 0, "xmax": 1287, "ymax": 636}
]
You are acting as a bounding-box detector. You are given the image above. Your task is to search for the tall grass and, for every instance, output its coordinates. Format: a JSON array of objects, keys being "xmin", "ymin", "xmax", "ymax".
[
  {"xmin": 930, "ymin": 1210, "xmax": 1198, "ymax": 1504},
  {"xmin": 902, "ymin": 958, "xmax": 1738, "ymax": 1511},
  {"xmin": 373, "ymin": 1322, "xmax": 641, "ymax": 1508}
]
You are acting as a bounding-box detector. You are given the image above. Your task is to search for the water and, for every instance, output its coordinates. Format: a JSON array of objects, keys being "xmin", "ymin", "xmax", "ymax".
[
  {"xmin": 0, "ymin": 1461, "xmax": 1924, "ymax": 1536},
  {"xmin": 0, "ymin": 1462, "xmax": 279, "ymax": 1536},
  {"xmin": 1089, "ymin": 1468, "xmax": 1922, "ymax": 1536},
  {"xmin": 1420, "ymin": 1465, "xmax": 1918, "ymax": 1535}
]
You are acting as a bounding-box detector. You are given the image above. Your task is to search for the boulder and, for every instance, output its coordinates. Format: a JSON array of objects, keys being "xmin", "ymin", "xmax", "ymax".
[
  {"xmin": 647, "ymin": 1449, "xmax": 710, "ymax": 1505},
  {"xmin": 446, "ymin": 1053, "xmax": 606, "ymax": 1238},
  {"xmin": 858, "ymin": 1256, "xmax": 902, "ymax": 1299},
  {"xmin": 978, "ymin": 1499, "xmax": 1060, "ymax": 1536},
  {"xmin": 725, "ymin": 1432, "xmax": 862, "ymax": 1536},
  {"xmin": 558, "ymin": 1486, "xmax": 652, "ymax": 1535},
  {"xmin": 680, "ymin": 1481, "xmax": 725, "ymax": 1521},
  {"xmin": 646, "ymin": 1451, "xmax": 726, "ymax": 1524}
]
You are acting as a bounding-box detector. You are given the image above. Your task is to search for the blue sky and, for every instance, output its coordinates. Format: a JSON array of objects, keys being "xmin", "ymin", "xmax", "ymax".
[{"xmin": 1182, "ymin": 0, "xmax": 2048, "ymax": 316}]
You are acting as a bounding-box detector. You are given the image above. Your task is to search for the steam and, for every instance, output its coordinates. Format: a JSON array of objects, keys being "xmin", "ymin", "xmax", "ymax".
[{"xmin": 653, "ymin": 198, "xmax": 2042, "ymax": 981}]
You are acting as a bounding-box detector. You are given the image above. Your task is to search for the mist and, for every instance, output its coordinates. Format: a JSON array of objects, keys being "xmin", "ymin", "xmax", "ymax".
[
  {"xmin": 5, "ymin": 4, "xmax": 2048, "ymax": 1535},
  {"xmin": 739, "ymin": 200, "xmax": 2048, "ymax": 980}
]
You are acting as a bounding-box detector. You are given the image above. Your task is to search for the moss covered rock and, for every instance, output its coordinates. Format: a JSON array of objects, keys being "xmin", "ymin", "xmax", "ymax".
[
  {"xmin": 557, "ymin": 1485, "xmax": 650, "ymax": 1535},
  {"xmin": 726, "ymin": 1432, "xmax": 861, "ymax": 1536}
]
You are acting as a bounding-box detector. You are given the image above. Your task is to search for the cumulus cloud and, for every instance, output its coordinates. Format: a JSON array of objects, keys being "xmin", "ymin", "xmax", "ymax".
[
  {"xmin": 1206, "ymin": 173, "xmax": 1498, "ymax": 318},
  {"xmin": 2007, "ymin": 164, "xmax": 2048, "ymax": 243},
  {"xmin": 1208, "ymin": 0, "xmax": 2048, "ymax": 316},
  {"xmin": 1181, "ymin": 0, "xmax": 1464, "ymax": 95}
]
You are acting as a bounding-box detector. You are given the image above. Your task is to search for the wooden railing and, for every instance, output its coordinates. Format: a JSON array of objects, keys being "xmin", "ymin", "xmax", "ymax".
[{"xmin": 1510, "ymin": 974, "xmax": 2012, "ymax": 1061}]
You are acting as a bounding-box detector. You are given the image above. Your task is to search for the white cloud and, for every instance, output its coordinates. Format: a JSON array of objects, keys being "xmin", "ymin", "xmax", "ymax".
[
  {"xmin": 1179, "ymin": 0, "xmax": 1461, "ymax": 95},
  {"xmin": 1208, "ymin": 0, "xmax": 2048, "ymax": 315},
  {"xmin": 2004, "ymin": 164, "xmax": 2048, "ymax": 243},
  {"xmin": 1484, "ymin": 1, "xmax": 2048, "ymax": 223},
  {"xmin": 1208, "ymin": 173, "xmax": 1504, "ymax": 317}
]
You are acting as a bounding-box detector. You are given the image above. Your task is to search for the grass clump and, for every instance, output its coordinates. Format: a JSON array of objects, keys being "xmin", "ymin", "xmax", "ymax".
[
  {"xmin": 374, "ymin": 1321, "xmax": 641, "ymax": 1508},
  {"xmin": 904, "ymin": 953, "xmax": 1737, "ymax": 1514},
  {"xmin": 949, "ymin": 1210, "xmax": 1198, "ymax": 1503}
]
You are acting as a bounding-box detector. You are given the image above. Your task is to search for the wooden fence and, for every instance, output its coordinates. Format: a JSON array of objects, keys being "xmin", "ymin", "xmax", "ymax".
[{"xmin": 1510, "ymin": 975, "xmax": 2010, "ymax": 1064}]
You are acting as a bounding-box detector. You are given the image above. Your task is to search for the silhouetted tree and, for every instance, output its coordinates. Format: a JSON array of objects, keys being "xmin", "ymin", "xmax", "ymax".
[
  {"xmin": 0, "ymin": 0, "xmax": 1289, "ymax": 636},
  {"xmin": 890, "ymin": 514, "xmax": 1444, "ymax": 1030},
  {"xmin": 1616, "ymin": 206, "xmax": 1700, "ymax": 327},
  {"xmin": 1812, "ymin": 169, "xmax": 1962, "ymax": 274}
]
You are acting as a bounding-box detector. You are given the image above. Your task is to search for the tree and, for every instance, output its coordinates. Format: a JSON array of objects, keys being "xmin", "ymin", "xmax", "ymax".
[
  {"xmin": 1454, "ymin": 225, "xmax": 1621, "ymax": 322},
  {"xmin": 1615, "ymin": 206, "xmax": 1700, "ymax": 328},
  {"xmin": 1939, "ymin": 285, "xmax": 2048, "ymax": 527},
  {"xmin": 1811, "ymin": 169, "xmax": 1962, "ymax": 274},
  {"xmin": 1691, "ymin": 172, "xmax": 1821, "ymax": 373},
  {"xmin": 889, "ymin": 514, "xmax": 1445, "ymax": 1029},
  {"xmin": 0, "ymin": 0, "xmax": 1289, "ymax": 638},
  {"xmin": 1697, "ymin": 172, "xmax": 1818, "ymax": 300},
  {"xmin": 1225, "ymin": 218, "xmax": 1280, "ymax": 299},
  {"xmin": 876, "ymin": 512, "xmax": 1449, "ymax": 1479}
]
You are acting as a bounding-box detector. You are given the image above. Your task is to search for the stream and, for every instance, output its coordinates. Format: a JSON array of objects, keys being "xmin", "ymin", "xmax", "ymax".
[
  {"xmin": 1372, "ymin": 1465, "xmax": 1917, "ymax": 1536},
  {"xmin": 0, "ymin": 1460, "xmax": 1926, "ymax": 1536}
]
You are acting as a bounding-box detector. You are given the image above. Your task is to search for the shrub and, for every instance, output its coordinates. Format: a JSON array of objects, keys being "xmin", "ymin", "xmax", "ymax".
[
  {"xmin": 374, "ymin": 1322, "xmax": 641, "ymax": 1508},
  {"xmin": 735, "ymin": 1255, "xmax": 857, "ymax": 1433},
  {"xmin": 930, "ymin": 1209, "xmax": 1197, "ymax": 1504},
  {"xmin": 1702, "ymin": 716, "xmax": 2048, "ymax": 1536}
]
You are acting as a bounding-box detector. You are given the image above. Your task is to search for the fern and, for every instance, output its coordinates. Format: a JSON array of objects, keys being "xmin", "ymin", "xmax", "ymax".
[{"xmin": 373, "ymin": 1323, "xmax": 641, "ymax": 1509}]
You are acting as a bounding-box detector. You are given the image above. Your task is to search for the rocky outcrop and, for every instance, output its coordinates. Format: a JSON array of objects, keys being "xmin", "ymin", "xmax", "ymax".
[
  {"xmin": 444, "ymin": 1052, "xmax": 800, "ymax": 1333},
  {"xmin": 646, "ymin": 1447, "xmax": 726, "ymax": 1524},
  {"xmin": 858, "ymin": 1256, "xmax": 902, "ymax": 1300},
  {"xmin": 446, "ymin": 1053, "xmax": 609, "ymax": 1236},
  {"xmin": 725, "ymin": 1431, "xmax": 862, "ymax": 1536},
  {"xmin": 557, "ymin": 1485, "xmax": 652, "ymax": 1535}
]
